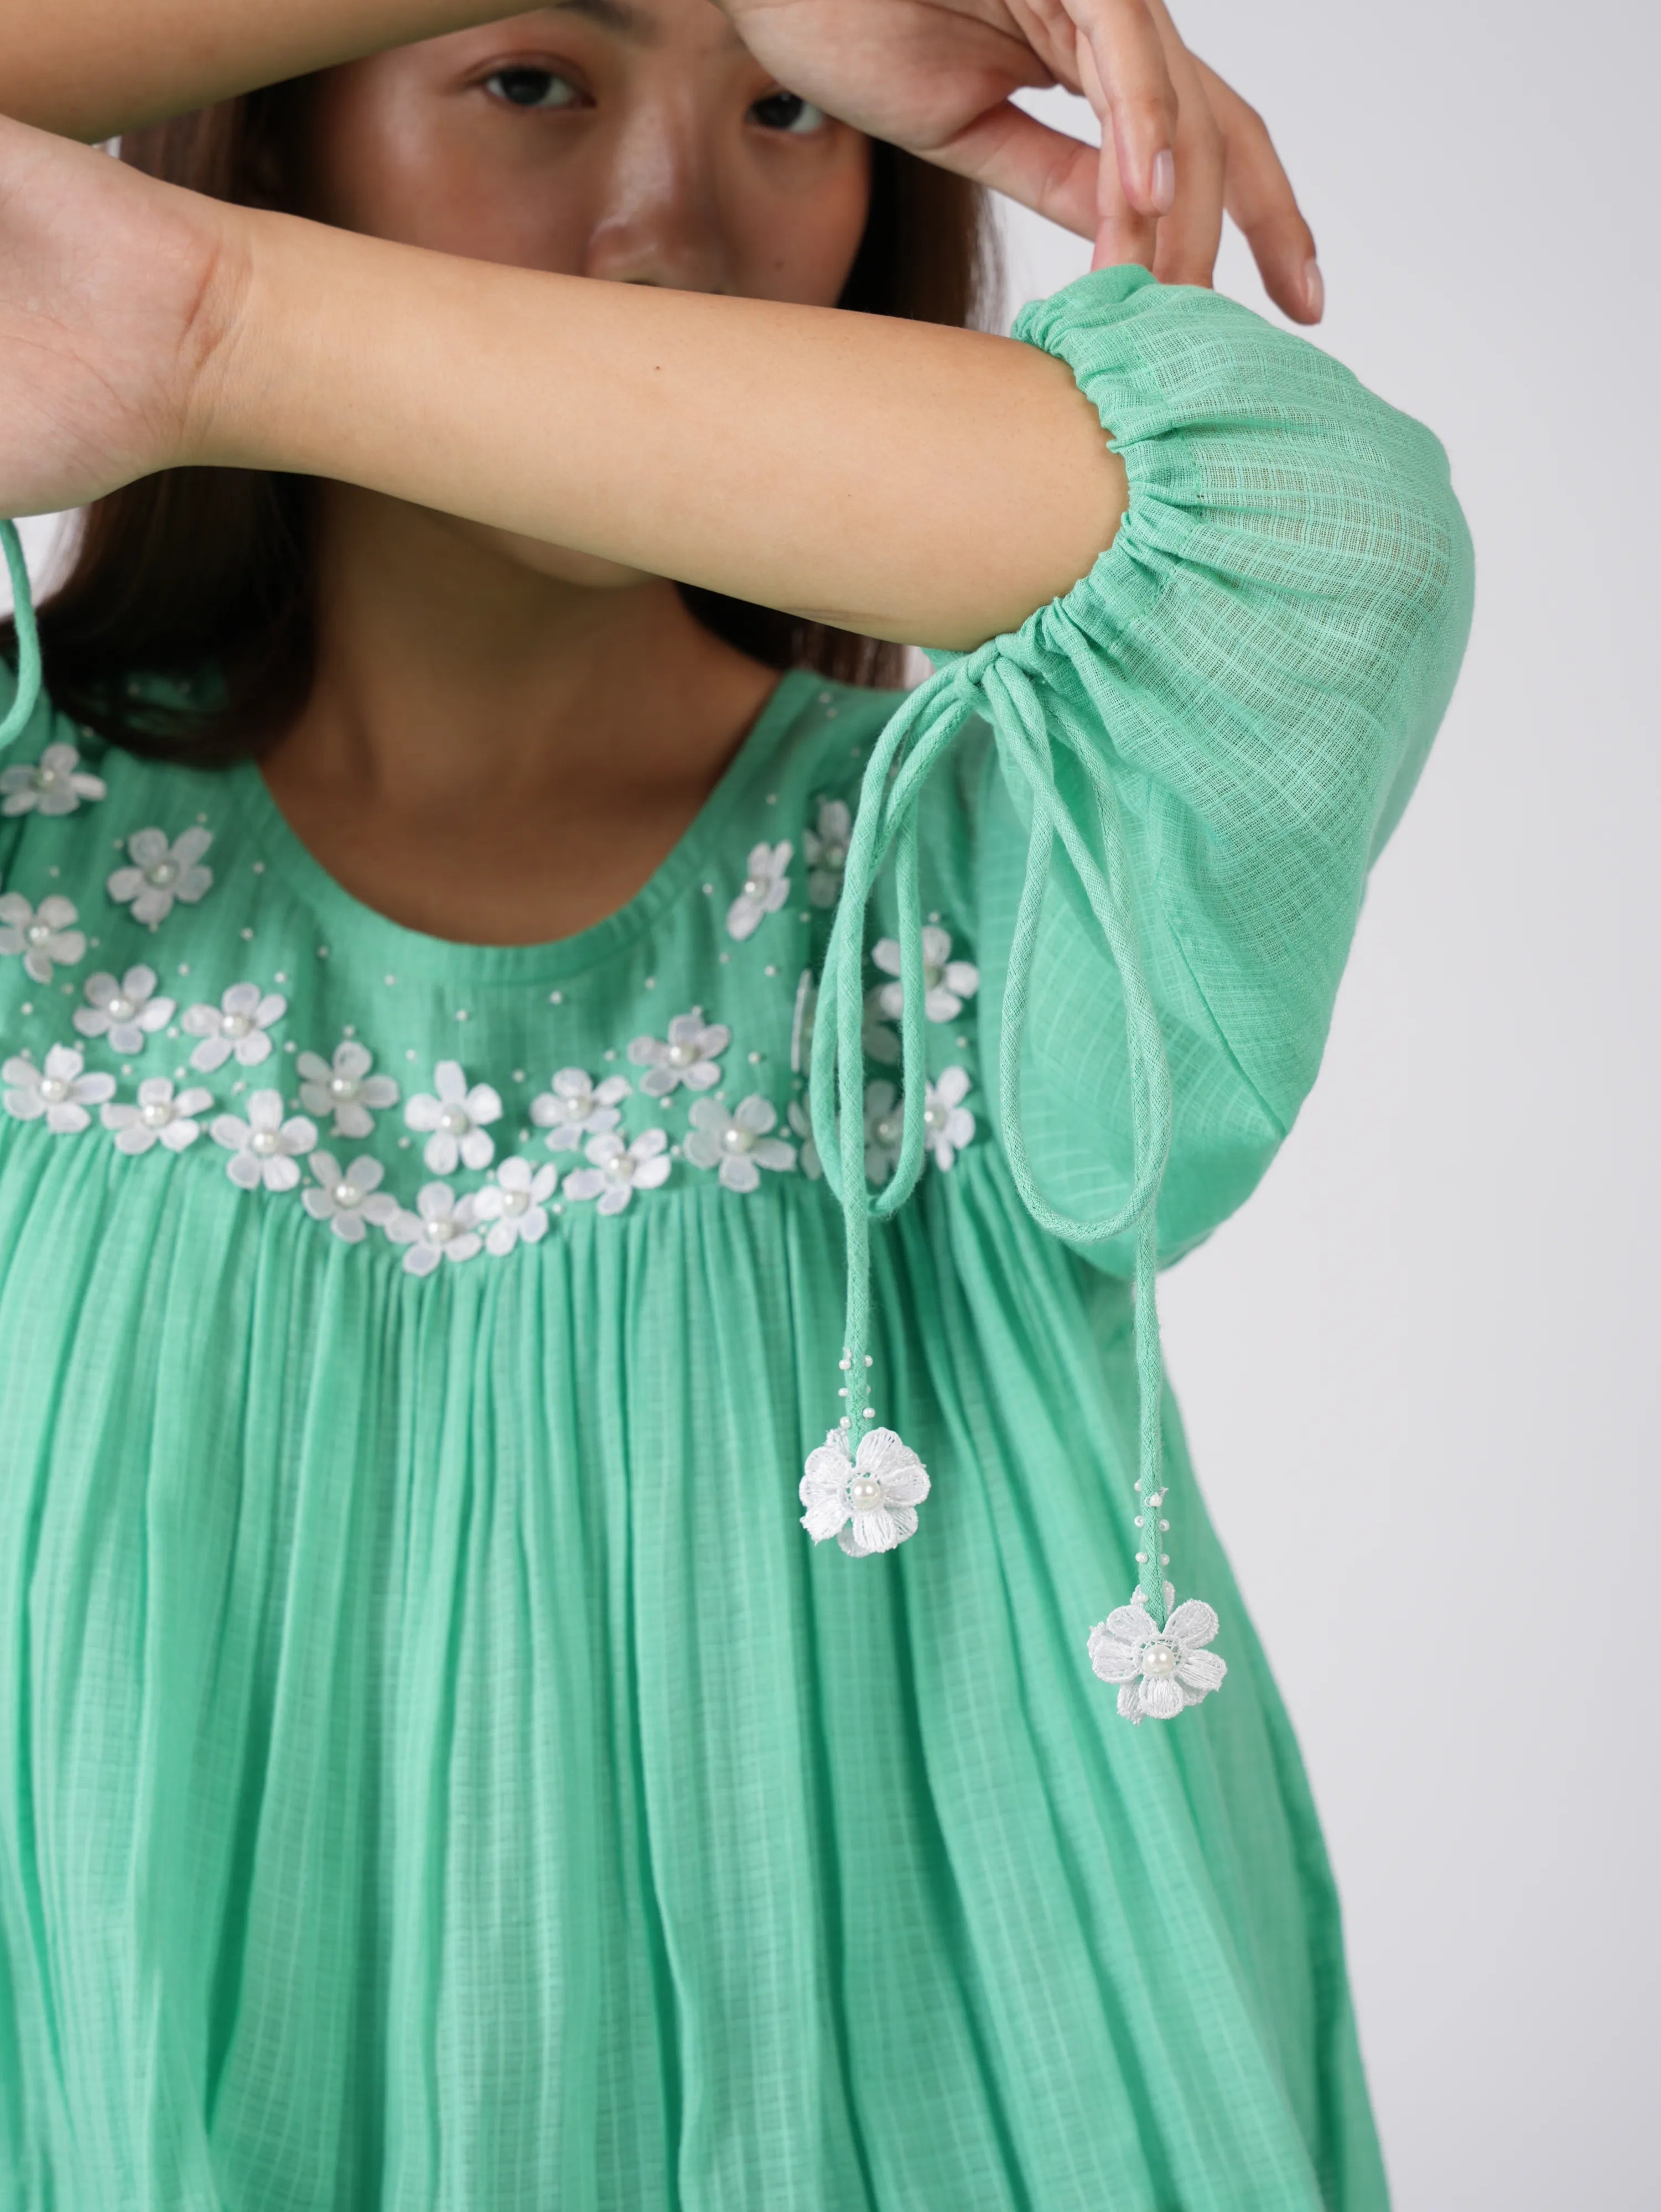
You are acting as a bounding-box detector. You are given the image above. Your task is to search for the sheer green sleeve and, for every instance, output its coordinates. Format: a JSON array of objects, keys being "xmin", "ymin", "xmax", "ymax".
[{"xmin": 931, "ymin": 263, "xmax": 1476, "ymax": 1272}]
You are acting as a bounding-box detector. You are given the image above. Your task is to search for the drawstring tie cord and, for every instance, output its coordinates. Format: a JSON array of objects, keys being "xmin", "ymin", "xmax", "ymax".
[
  {"xmin": 0, "ymin": 521, "xmax": 40, "ymax": 754},
  {"xmin": 803, "ymin": 628, "xmax": 1228, "ymax": 1719}
]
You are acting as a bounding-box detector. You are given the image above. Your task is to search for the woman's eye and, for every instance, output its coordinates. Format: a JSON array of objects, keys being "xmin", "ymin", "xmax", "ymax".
[
  {"xmin": 484, "ymin": 67, "xmax": 585, "ymax": 111},
  {"xmin": 749, "ymin": 90, "xmax": 830, "ymax": 136}
]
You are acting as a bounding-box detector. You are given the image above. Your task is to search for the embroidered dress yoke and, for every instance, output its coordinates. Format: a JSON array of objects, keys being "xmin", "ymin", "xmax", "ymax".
[{"xmin": 0, "ymin": 269, "xmax": 1473, "ymax": 2210}]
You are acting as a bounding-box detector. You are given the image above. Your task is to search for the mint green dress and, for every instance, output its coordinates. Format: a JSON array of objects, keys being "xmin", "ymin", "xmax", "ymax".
[{"xmin": 0, "ymin": 268, "xmax": 1472, "ymax": 2210}]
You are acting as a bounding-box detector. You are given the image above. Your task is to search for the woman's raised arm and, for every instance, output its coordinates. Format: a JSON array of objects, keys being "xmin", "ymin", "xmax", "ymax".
[{"xmin": 0, "ymin": 1, "xmax": 506, "ymax": 142}]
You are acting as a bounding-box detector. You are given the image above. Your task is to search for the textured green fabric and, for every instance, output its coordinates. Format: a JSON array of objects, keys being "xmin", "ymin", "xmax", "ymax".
[{"xmin": 0, "ymin": 268, "xmax": 1472, "ymax": 2209}]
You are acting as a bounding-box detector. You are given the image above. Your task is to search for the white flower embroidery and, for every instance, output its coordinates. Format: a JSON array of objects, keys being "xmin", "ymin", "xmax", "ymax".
[
  {"xmin": 799, "ymin": 1426, "xmax": 931, "ymax": 1558},
  {"xmin": 386, "ymin": 1182, "xmax": 483, "ymax": 1275},
  {"xmin": 563, "ymin": 1125, "xmax": 671, "ymax": 1214},
  {"xmin": 726, "ymin": 839, "xmax": 792, "ymax": 941},
  {"xmin": 404, "ymin": 1059, "xmax": 501, "ymax": 1173},
  {"xmin": 872, "ymin": 925, "xmax": 979, "ymax": 1024},
  {"xmin": 101, "ymin": 1076, "xmax": 213, "ymax": 1154},
  {"xmin": 73, "ymin": 964, "xmax": 175, "ymax": 1055},
  {"xmin": 862, "ymin": 1079, "xmax": 904, "ymax": 1185},
  {"xmin": 0, "ymin": 892, "xmax": 86, "ymax": 984},
  {"xmin": 302, "ymin": 1151, "xmax": 398, "ymax": 1242},
  {"xmin": 0, "ymin": 741, "xmax": 106, "ymax": 816},
  {"xmin": 473, "ymin": 1156, "xmax": 559, "ymax": 1253},
  {"xmin": 861, "ymin": 987, "xmax": 900, "ymax": 1067},
  {"xmin": 684, "ymin": 1094, "xmax": 796, "ymax": 1192},
  {"xmin": 297, "ymin": 1039, "xmax": 400, "ymax": 1138},
  {"xmin": 1087, "ymin": 1598, "xmax": 1227, "ymax": 1724},
  {"xmin": 183, "ymin": 981, "xmax": 287, "ymax": 1073},
  {"xmin": 803, "ymin": 799, "xmax": 852, "ymax": 907},
  {"xmin": 923, "ymin": 1065, "xmax": 975, "ymax": 1170},
  {"xmin": 2, "ymin": 1043, "xmax": 115, "ymax": 1132},
  {"xmin": 626, "ymin": 1008, "xmax": 729, "ymax": 1097},
  {"xmin": 210, "ymin": 1089, "xmax": 317, "ymax": 1192},
  {"xmin": 106, "ymin": 826, "xmax": 213, "ymax": 924},
  {"xmin": 529, "ymin": 1065, "xmax": 632, "ymax": 1151},
  {"xmin": 790, "ymin": 970, "xmax": 817, "ymax": 1075},
  {"xmin": 786, "ymin": 1096, "xmax": 821, "ymax": 1179}
]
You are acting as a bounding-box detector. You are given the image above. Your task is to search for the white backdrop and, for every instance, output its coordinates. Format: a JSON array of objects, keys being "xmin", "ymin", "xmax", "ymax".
[{"xmin": 6, "ymin": 5, "xmax": 1656, "ymax": 2200}]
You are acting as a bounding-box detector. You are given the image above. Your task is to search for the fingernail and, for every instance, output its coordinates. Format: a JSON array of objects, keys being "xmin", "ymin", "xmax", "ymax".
[
  {"xmin": 1303, "ymin": 257, "xmax": 1324, "ymax": 319},
  {"xmin": 1150, "ymin": 148, "xmax": 1175, "ymax": 213}
]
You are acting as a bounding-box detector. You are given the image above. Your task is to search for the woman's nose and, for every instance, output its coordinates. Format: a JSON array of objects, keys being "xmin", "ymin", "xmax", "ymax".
[{"xmin": 583, "ymin": 107, "xmax": 730, "ymax": 293}]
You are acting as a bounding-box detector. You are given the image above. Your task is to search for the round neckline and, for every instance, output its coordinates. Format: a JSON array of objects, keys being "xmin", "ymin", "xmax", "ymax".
[{"xmin": 223, "ymin": 665, "xmax": 820, "ymax": 988}]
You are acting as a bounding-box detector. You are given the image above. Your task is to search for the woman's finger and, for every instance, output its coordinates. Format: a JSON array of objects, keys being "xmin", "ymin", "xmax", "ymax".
[
  {"xmin": 1139, "ymin": 24, "xmax": 1223, "ymax": 288},
  {"xmin": 917, "ymin": 95, "xmax": 1104, "ymax": 241},
  {"xmin": 1061, "ymin": 0, "xmax": 1180, "ymax": 216},
  {"xmin": 1191, "ymin": 54, "xmax": 1322, "ymax": 321},
  {"xmin": 1072, "ymin": 34, "xmax": 1156, "ymax": 271}
]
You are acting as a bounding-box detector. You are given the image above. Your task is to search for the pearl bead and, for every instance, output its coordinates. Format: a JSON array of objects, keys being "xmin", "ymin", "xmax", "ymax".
[
  {"xmin": 743, "ymin": 876, "xmax": 765, "ymax": 898},
  {"xmin": 923, "ymin": 1104, "xmax": 947, "ymax": 1134},
  {"xmin": 823, "ymin": 841, "xmax": 847, "ymax": 868},
  {"xmin": 605, "ymin": 1154, "xmax": 634, "ymax": 1180},
  {"xmin": 329, "ymin": 1074, "xmax": 355, "ymax": 1099},
  {"xmin": 250, "ymin": 1130, "xmax": 279, "ymax": 1156},
  {"xmin": 25, "ymin": 922, "xmax": 51, "ymax": 946},
  {"xmin": 667, "ymin": 1040, "xmax": 698, "ymax": 1068},
  {"xmin": 848, "ymin": 1475, "xmax": 885, "ymax": 1511},
  {"xmin": 106, "ymin": 996, "xmax": 135, "ymax": 1022},
  {"xmin": 875, "ymin": 1115, "xmax": 901, "ymax": 1147},
  {"xmin": 221, "ymin": 1012, "xmax": 251, "ymax": 1039},
  {"xmin": 141, "ymin": 1100, "xmax": 172, "ymax": 1127},
  {"xmin": 334, "ymin": 1182, "xmax": 361, "ymax": 1208},
  {"xmin": 38, "ymin": 1076, "xmax": 69, "ymax": 1104},
  {"xmin": 922, "ymin": 961, "xmax": 943, "ymax": 988},
  {"xmin": 428, "ymin": 1217, "xmax": 455, "ymax": 1242},
  {"xmin": 722, "ymin": 1125, "xmax": 755, "ymax": 1153},
  {"xmin": 438, "ymin": 1106, "xmax": 469, "ymax": 1134},
  {"xmin": 504, "ymin": 1189, "xmax": 529, "ymax": 1215},
  {"xmin": 144, "ymin": 861, "xmax": 178, "ymax": 886},
  {"xmin": 1142, "ymin": 1641, "xmax": 1180, "ymax": 1679},
  {"xmin": 31, "ymin": 765, "xmax": 56, "ymax": 789}
]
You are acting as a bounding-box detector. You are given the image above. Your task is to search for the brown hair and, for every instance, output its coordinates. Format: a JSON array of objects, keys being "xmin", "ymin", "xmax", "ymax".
[{"xmin": 7, "ymin": 81, "xmax": 998, "ymax": 763}]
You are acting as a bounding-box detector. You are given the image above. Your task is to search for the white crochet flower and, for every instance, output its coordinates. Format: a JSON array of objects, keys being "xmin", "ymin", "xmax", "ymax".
[
  {"xmin": 626, "ymin": 1008, "xmax": 728, "ymax": 1097},
  {"xmin": 473, "ymin": 1155, "xmax": 559, "ymax": 1253},
  {"xmin": 183, "ymin": 981, "xmax": 286, "ymax": 1073},
  {"xmin": 0, "ymin": 740, "xmax": 106, "ymax": 816},
  {"xmin": 803, "ymin": 798, "xmax": 852, "ymax": 907},
  {"xmin": 1087, "ymin": 1598, "xmax": 1227, "ymax": 1724},
  {"xmin": 2, "ymin": 1043, "xmax": 115, "ymax": 1132},
  {"xmin": 684, "ymin": 1094, "xmax": 795, "ymax": 1192},
  {"xmin": 101, "ymin": 1076, "xmax": 213, "ymax": 1154},
  {"xmin": 73, "ymin": 964, "xmax": 175, "ymax": 1055},
  {"xmin": 799, "ymin": 1426, "xmax": 931, "ymax": 1558},
  {"xmin": 725, "ymin": 839, "xmax": 792, "ymax": 940},
  {"xmin": 0, "ymin": 892, "xmax": 86, "ymax": 983},
  {"xmin": 297, "ymin": 1039, "xmax": 400, "ymax": 1138},
  {"xmin": 862, "ymin": 1079, "xmax": 904, "ymax": 1185},
  {"xmin": 211, "ymin": 1090, "xmax": 317, "ymax": 1191},
  {"xmin": 386, "ymin": 1182, "xmax": 483, "ymax": 1275},
  {"xmin": 106, "ymin": 825, "xmax": 212, "ymax": 924},
  {"xmin": 563, "ymin": 1125, "xmax": 670, "ymax": 1214},
  {"xmin": 528, "ymin": 1065, "xmax": 631, "ymax": 1152},
  {"xmin": 404, "ymin": 1059, "xmax": 501, "ymax": 1173},
  {"xmin": 786, "ymin": 1096, "xmax": 821, "ymax": 1179},
  {"xmin": 923, "ymin": 1066, "xmax": 975, "ymax": 1170},
  {"xmin": 302, "ymin": 1152, "xmax": 397, "ymax": 1242},
  {"xmin": 872, "ymin": 925, "xmax": 979, "ymax": 1024}
]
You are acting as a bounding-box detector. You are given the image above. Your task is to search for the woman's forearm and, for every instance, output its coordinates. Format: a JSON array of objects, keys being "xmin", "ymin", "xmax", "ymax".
[
  {"xmin": 0, "ymin": 0, "xmax": 504, "ymax": 142},
  {"xmin": 193, "ymin": 205, "xmax": 1129, "ymax": 650}
]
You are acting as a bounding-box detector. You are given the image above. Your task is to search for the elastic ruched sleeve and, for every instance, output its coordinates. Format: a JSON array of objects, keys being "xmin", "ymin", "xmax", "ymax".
[{"xmin": 927, "ymin": 262, "xmax": 1475, "ymax": 1273}]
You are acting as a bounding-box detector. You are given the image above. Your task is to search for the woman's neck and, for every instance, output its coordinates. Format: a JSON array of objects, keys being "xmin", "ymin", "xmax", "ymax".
[{"xmin": 259, "ymin": 485, "xmax": 784, "ymax": 945}]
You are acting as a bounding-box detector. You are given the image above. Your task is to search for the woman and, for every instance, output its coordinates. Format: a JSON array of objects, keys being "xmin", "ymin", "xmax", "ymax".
[{"xmin": 0, "ymin": 3, "xmax": 1472, "ymax": 2205}]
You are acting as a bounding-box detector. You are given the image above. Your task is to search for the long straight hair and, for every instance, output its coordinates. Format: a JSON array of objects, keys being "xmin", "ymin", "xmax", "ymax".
[{"xmin": 7, "ymin": 82, "xmax": 998, "ymax": 763}]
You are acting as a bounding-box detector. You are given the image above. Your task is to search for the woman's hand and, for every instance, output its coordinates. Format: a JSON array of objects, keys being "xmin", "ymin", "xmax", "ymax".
[
  {"xmin": 0, "ymin": 117, "xmax": 235, "ymax": 520},
  {"xmin": 722, "ymin": 0, "xmax": 1322, "ymax": 321}
]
